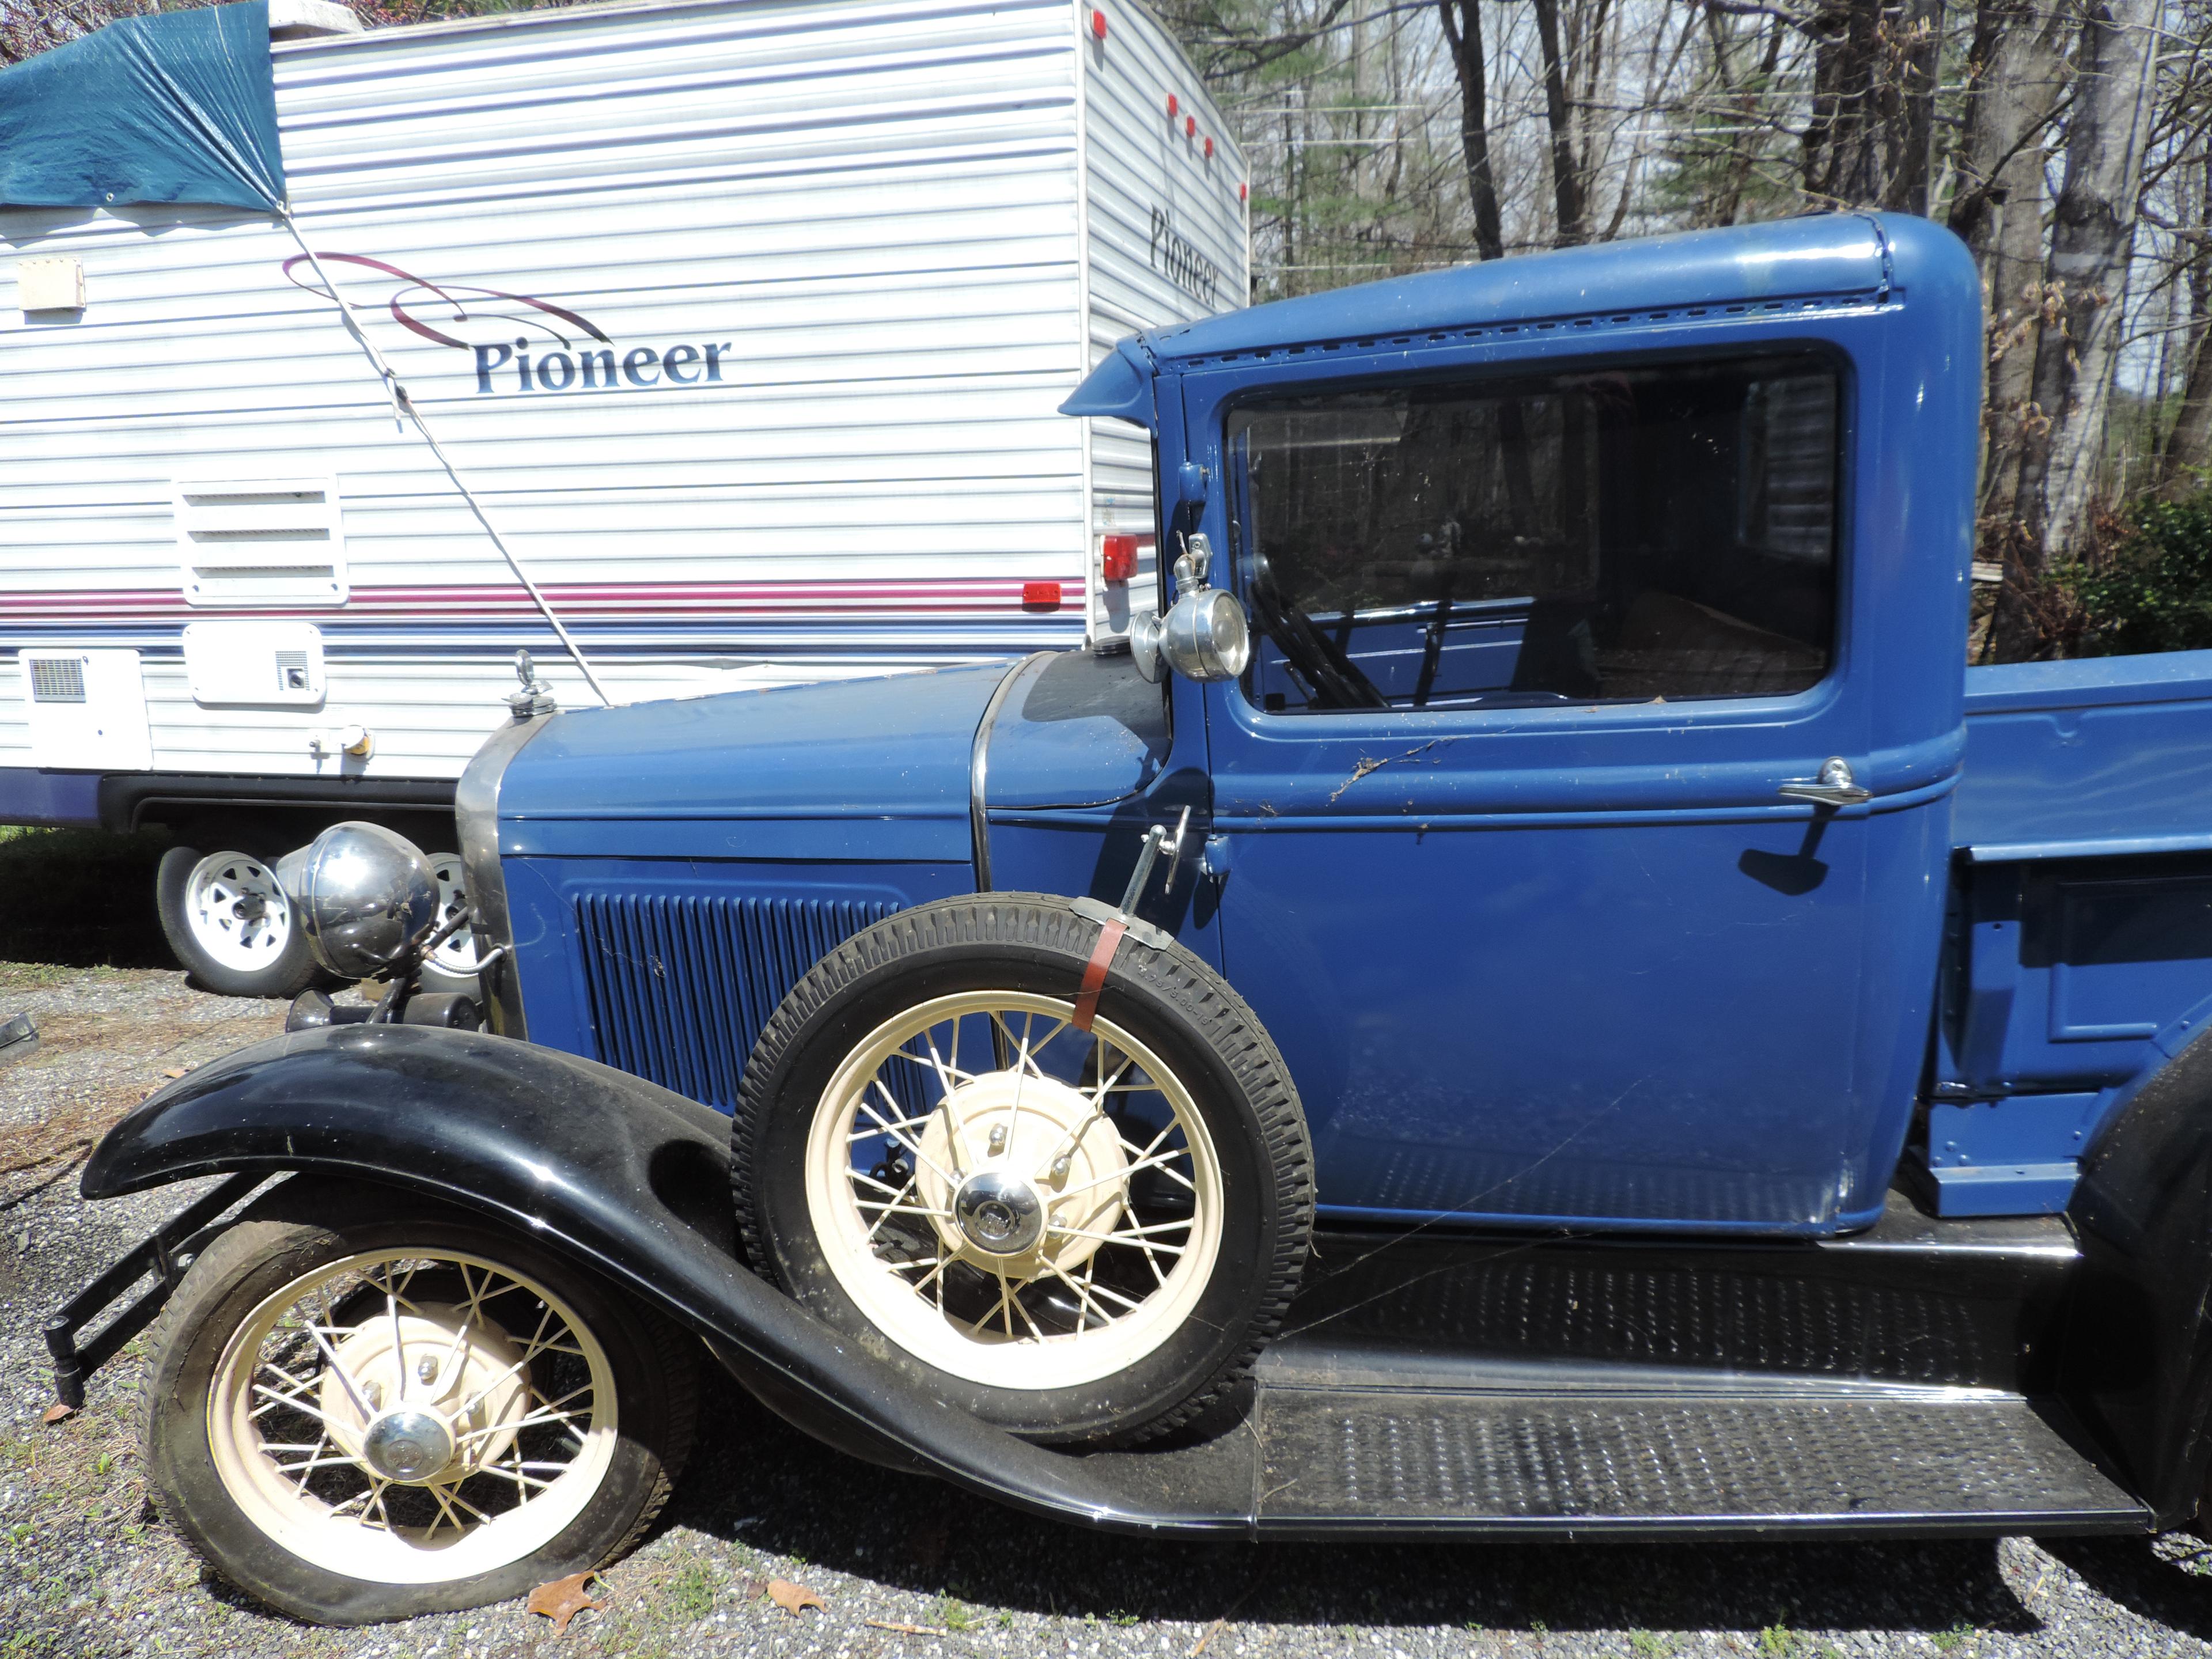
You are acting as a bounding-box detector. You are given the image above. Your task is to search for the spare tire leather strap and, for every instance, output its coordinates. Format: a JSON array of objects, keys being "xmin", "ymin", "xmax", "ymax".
[{"xmin": 1071, "ymin": 917, "xmax": 1126, "ymax": 1033}]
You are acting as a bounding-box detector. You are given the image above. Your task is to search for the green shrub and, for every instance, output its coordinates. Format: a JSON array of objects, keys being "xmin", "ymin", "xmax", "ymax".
[{"xmin": 2071, "ymin": 494, "xmax": 2212, "ymax": 657}]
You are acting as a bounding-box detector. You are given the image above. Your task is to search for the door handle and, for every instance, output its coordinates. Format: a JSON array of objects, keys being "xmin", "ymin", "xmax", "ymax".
[{"xmin": 1778, "ymin": 756, "xmax": 1871, "ymax": 806}]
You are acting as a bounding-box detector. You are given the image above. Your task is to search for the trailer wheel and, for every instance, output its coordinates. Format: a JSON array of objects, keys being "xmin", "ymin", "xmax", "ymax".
[
  {"xmin": 416, "ymin": 853, "xmax": 483, "ymax": 998},
  {"xmin": 157, "ymin": 843, "xmax": 319, "ymax": 999},
  {"xmin": 142, "ymin": 1180, "xmax": 696, "ymax": 1625},
  {"xmin": 734, "ymin": 895, "xmax": 1313, "ymax": 1448}
]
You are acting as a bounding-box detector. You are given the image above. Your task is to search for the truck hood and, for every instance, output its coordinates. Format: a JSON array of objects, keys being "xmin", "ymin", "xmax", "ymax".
[
  {"xmin": 498, "ymin": 664, "xmax": 1009, "ymax": 863},
  {"xmin": 494, "ymin": 652, "xmax": 1169, "ymax": 865}
]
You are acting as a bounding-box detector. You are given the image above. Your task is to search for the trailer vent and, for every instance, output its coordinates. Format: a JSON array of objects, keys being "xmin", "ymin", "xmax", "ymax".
[
  {"xmin": 575, "ymin": 890, "xmax": 899, "ymax": 1113},
  {"xmin": 28, "ymin": 658, "xmax": 85, "ymax": 703},
  {"xmin": 174, "ymin": 476, "xmax": 348, "ymax": 607}
]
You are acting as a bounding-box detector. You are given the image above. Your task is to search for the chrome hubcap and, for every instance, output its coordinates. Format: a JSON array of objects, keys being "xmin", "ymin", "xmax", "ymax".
[
  {"xmin": 952, "ymin": 1169, "xmax": 1046, "ymax": 1256},
  {"xmin": 360, "ymin": 1410, "xmax": 454, "ymax": 1483}
]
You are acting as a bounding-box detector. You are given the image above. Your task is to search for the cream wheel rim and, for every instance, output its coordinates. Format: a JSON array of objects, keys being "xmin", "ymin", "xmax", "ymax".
[
  {"xmin": 206, "ymin": 1249, "xmax": 618, "ymax": 1584},
  {"xmin": 805, "ymin": 990, "xmax": 1225, "ymax": 1389}
]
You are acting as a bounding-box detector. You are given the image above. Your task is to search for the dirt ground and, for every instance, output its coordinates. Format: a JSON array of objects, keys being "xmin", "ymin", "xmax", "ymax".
[{"xmin": 5, "ymin": 839, "xmax": 2212, "ymax": 1657}]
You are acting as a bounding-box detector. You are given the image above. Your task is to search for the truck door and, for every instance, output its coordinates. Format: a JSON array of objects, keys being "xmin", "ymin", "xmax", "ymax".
[{"xmin": 1183, "ymin": 325, "xmax": 1959, "ymax": 1234}]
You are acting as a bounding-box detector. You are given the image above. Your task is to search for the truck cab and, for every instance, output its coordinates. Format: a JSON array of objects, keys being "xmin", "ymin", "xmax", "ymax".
[{"xmin": 484, "ymin": 211, "xmax": 1993, "ymax": 1234}]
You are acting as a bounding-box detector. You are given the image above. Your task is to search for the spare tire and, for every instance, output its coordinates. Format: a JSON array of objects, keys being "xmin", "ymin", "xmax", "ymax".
[{"xmin": 733, "ymin": 894, "xmax": 1313, "ymax": 1448}]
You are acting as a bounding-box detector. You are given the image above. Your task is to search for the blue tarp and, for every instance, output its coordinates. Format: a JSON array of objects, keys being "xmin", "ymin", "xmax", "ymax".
[{"xmin": 0, "ymin": 0, "xmax": 285, "ymax": 212}]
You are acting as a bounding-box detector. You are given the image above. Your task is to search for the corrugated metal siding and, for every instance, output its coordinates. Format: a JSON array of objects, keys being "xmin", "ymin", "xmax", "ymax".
[
  {"xmin": 1078, "ymin": 3, "xmax": 1249, "ymax": 641},
  {"xmin": 0, "ymin": 0, "xmax": 1094, "ymax": 781},
  {"xmin": 575, "ymin": 885, "xmax": 897, "ymax": 1111}
]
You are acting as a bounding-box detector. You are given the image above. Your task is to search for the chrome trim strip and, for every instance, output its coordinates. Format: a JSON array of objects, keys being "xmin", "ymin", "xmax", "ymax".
[
  {"xmin": 454, "ymin": 710, "xmax": 554, "ymax": 1038},
  {"xmin": 968, "ymin": 652, "xmax": 1054, "ymax": 893}
]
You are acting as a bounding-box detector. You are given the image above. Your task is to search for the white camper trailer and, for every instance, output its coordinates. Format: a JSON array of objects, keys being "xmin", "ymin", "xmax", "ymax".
[{"xmin": 0, "ymin": 0, "xmax": 1247, "ymax": 994}]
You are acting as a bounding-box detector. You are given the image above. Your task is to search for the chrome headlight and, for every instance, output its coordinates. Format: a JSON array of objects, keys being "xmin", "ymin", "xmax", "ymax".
[{"xmin": 295, "ymin": 822, "xmax": 439, "ymax": 979}]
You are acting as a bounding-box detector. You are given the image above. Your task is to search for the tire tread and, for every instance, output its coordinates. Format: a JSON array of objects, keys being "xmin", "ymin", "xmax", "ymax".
[{"xmin": 732, "ymin": 893, "xmax": 1313, "ymax": 1445}]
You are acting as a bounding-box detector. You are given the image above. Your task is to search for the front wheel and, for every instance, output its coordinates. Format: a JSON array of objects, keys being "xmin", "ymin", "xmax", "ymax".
[
  {"xmin": 734, "ymin": 895, "xmax": 1313, "ymax": 1448},
  {"xmin": 142, "ymin": 1181, "xmax": 696, "ymax": 1624}
]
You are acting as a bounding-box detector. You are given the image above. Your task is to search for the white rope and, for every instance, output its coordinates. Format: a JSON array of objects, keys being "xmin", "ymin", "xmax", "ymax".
[{"xmin": 277, "ymin": 209, "xmax": 613, "ymax": 707}]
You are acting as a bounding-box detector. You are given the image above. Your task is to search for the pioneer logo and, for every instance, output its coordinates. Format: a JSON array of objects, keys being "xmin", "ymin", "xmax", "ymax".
[
  {"xmin": 282, "ymin": 252, "xmax": 730, "ymax": 396},
  {"xmin": 1148, "ymin": 207, "xmax": 1221, "ymax": 306}
]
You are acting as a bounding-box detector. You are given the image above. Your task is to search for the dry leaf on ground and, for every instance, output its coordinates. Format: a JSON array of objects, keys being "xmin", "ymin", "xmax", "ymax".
[
  {"xmin": 766, "ymin": 1578, "xmax": 827, "ymax": 1615},
  {"xmin": 41, "ymin": 1403, "xmax": 73, "ymax": 1425},
  {"xmin": 525, "ymin": 1570, "xmax": 606, "ymax": 1637}
]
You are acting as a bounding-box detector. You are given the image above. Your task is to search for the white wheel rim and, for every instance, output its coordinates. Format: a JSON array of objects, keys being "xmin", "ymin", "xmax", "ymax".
[
  {"xmin": 184, "ymin": 852, "xmax": 293, "ymax": 974},
  {"xmin": 805, "ymin": 990, "xmax": 1225, "ymax": 1391},
  {"xmin": 206, "ymin": 1249, "xmax": 619, "ymax": 1585},
  {"xmin": 425, "ymin": 854, "xmax": 480, "ymax": 976}
]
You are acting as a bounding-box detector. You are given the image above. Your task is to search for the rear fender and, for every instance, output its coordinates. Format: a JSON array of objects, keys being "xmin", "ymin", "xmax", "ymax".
[
  {"xmin": 2064, "ymin": 1015, "xmax": 2212, "ymax": 1525},
  {"xmin": 81, "ymin": 1025, "xmax": 1236, "ymax": 1534}
]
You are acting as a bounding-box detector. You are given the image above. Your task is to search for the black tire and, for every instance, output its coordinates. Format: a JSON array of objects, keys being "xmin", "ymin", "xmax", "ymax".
[
  {"xmin": 156, "ymin": 842, "xmax": 319, "ymax": 998},
  {"xmin": 142, "ymin": 1179, "xmax": 696, "ymax": 1625},
  {"xmin": 734, "ymin": 893, "xmax": 1313, "ymax": 1448}
]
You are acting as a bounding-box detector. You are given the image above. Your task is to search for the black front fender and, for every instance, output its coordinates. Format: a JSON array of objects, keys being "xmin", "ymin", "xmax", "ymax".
[{"xmin": 84, "ymin": 1025, "xmax": 1241, "ymax": 1536}]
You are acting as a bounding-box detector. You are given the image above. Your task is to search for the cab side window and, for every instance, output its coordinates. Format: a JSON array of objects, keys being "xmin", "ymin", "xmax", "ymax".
[{"xmin": 1224, "ymin": 352, "xmax": 1840, "ymax": 713}]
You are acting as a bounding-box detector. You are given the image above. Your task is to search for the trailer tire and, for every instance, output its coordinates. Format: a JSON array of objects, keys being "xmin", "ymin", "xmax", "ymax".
[
  {"xmin": 734, "ymin": 893, "xmax": 1313, "ymax": 1448},
  {"xmin": 157, "ymin": 843, "xmax": 319, "ymax": 999}
]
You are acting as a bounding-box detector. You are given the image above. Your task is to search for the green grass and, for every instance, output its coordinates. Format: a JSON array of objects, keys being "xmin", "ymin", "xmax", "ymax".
[{"xmin": 657, "ymin": 1559, "xmax": 718, "ymax": 1622}]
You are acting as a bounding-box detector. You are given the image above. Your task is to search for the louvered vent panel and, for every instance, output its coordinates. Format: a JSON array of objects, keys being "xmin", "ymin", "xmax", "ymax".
[
  {"xmin": 28, "ymin": 658, "xmax": 85, "ymax": 703},
  {"xmin": 174, "ymin": 477, "xmax": 348, "ymax": 607},
  {"xmin": 574, "ymin": 891, "xmax": 899, "ymax": 1112}
]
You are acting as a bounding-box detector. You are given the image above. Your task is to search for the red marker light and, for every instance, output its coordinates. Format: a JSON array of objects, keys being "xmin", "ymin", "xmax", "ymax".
[
  {"xmin": 1166, "ymin": 94, "xmax": 1178, "ymax": 118},
  {"xmin": 1101, "ymin": 535, "xmax": 1139, "ymax": 583},
  {"xmin": 1185, "ymin": 115, "xmax": 1196, "ymax": 138},
  {"xmin": 1203, "ymin": 137, "xmax": 1214, "ymax": 158},
  {"xmin": 1090, "ymin": 7, "xmax": 1106, "ymax": 39},
  {"xmin": 1239, "ymin": 181, "xmax": 1248, "ymax": 202},
  {"xmin": 1022, "ymin": 580, "xmax": 1064, "ymax": 609}
]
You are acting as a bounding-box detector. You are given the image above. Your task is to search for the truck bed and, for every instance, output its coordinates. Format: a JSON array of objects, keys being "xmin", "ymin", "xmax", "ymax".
[
  {"xmin": 1957, "ymin": 650, "xmax": 2212, "ymax": 860},
  {"xmin": 1927, "ymin": 651, "xmax": 2212, "ymax": 1217}
]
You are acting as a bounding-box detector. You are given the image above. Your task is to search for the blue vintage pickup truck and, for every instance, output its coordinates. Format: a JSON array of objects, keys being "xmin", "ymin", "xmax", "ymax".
[{"xmin": 54, "ymin": 211, "xmax": 2212, "ymax": 1625}]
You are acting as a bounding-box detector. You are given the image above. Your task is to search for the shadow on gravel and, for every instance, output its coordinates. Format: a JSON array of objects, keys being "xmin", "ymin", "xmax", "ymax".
[
  {"xmin": 666, "ymin": 1365, "xmax": 2055, "ymax": 1638},
  {"xmin": 0, "ymin": 826, "xmax": 173, "ymax": 969},
  {"xmin": 2042, "ymin": 1536, "xmax": 2212, "ymax": 1639}
]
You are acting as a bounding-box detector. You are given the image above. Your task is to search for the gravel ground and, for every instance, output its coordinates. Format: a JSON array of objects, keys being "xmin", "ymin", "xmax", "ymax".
[{"xmin": 7, "ymin": 963, "xmax": 2212, "ymax": 1659}]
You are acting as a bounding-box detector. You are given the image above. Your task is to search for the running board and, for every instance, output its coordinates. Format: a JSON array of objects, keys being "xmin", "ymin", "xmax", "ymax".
[{"xmin": 1074, "ymin": 1376, "xmax": 2147, "ymax": 1537}]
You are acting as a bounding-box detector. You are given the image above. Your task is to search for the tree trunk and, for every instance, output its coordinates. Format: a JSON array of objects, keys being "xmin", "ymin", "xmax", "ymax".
[
  {"xmin": 2013, "ymin": 0, "xmax": 2162, "ymax": 552},
  {"xmin": 2160, "ymin": 159, "xmax": 2212, "ymax": 498},
  {"xmin": 1531, "ymin": 0, "xmax": 1591, "ymax": 244},
  {"xmin": 1949, "ymin": 0, "xmax": 2070, "ymax": 539},
  {"xmin": 1438, "ymin": 0, "xmax": 1506, "ymax": 260},
  {"xmin": 1995, "ymin": 0, "xmax": 2162, "ymax": 655},
  {"xmin": 1885, "ymin": 0, "xmax": 1946, "ymax": 214}
]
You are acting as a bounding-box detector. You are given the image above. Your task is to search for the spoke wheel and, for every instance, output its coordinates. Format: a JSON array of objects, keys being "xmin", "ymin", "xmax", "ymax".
[
  {"xmin": 206, "ymin": 1249, "xmax": 616, "ymax": 1584},
  {"xmin": 738, "ymin": 894, "xmax": 1313, "ymax": 1447},
  {"xmin": 806, "ymin": 990, "xmax": 1225, "ymax": 1390},
  {"xmin": 143, "ymin": 1183, "xmax": 695, "ymax": 1625}
]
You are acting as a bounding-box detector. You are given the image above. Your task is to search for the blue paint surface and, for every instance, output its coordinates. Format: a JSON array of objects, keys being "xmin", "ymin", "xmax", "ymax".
[
  {"xmin": 494, "ymin": 212, "xmax": 2212, "ymax": 1229},
  {"xmin": 0, "ymin": 768, "xmax": 101, "ymax": 828},
  {"xmin": 499, "ymin": 664, "xmax": 1006, "ymax": 863}
]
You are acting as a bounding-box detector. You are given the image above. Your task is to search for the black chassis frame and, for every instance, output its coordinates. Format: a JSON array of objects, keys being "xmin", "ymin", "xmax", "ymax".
[{"xmin": 47, "ymin": 1019, "xmax": 2212, "ymax": 1539}]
